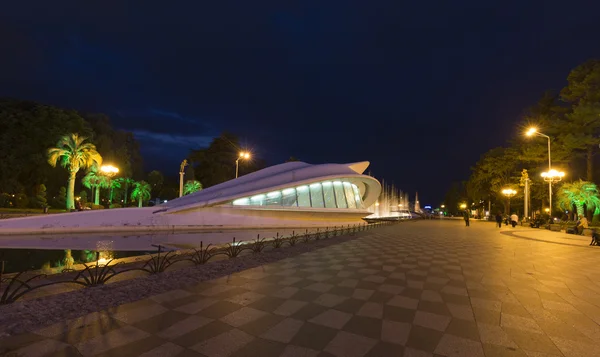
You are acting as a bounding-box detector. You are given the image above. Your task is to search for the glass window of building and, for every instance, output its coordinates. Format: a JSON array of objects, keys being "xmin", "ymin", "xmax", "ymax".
[
  {"xmin": 309, "ymin": 183, "xmax": 325, "ymax": 208},
  {"xmin": 343, "ymin": 182, "xmax": 356, "ymax": 209},
  {"xmin": 296, "ymin": 185, "xmax": 311, "ymax": 207},
  {"xmin": 250, "ymin": 194, "xmax": 266, "ymax": 206},
  {"xmin": 281, "ymin": 188, "xmax": 297, "ymax": 206},
  {"xmin": 265, "ymin": 191, "xmax": 282, "ymax": 206},
  {"xmin": 232, "ymin": 197, "xmax": 250, "ymax": 206},
  {"xmin": 333, "ymin": 181, "xmax": 347, "ymax": 208},
  {"xmin": 352, "ymin": 184, "xmax": 363, "ymax": 208},
  {"xmin": 322, "ymin": 181, "xmax": 336, "ymax": 208}
]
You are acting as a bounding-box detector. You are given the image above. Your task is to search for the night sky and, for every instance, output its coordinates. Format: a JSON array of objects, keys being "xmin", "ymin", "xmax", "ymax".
[{"xmin": 2, "ymin": 1, "xmax": 600, "ymax": 206}]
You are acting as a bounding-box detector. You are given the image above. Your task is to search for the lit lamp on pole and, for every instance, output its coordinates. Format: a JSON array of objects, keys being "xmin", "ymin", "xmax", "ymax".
[
  {"xmin": 100, "ymin": 165, "xmax": 119, "ymax": 205},
  {"xmin": 541, "ymin": 169, "xmax": 565, "ymax": 214},
  {"xmin": 525, "ymin": 127, "xmax": 555, "ymax": 214},
  {"xmin": 235, "ymin": 151, "xmax": 250, "ymax": 179},
  {"xmin": 502, "ymin": 188, "xmax": 517, "ymax": 213},
  {"xmin": 460, "ymin": 203, "xmax": 467, "ymax": 210}
]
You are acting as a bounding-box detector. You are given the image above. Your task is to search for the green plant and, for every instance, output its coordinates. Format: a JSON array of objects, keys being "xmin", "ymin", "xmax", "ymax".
[
  {"xmin": 251, "ymin": 235, "xmax": 268, "ymax": 253},
  {"xmin": 183, "ymin": 180, "xmax": 203, "ymax": 195},
  {"xmin": 222, "ymin": 238, "xmax": 246, "ymax": 258},
  {"xmin": 131, "ymin": 181, "xmax": 151, "ymax": 207},
  {"xmin": 302, "ymin": 230, "xmax": 312, "ymax": 244},
  {"xmin": 73, "ymin": 259, "xmax": 122, "ymax": 287},
  {"xmin": 189, "ymin": 242, "xmax": 215, "ymax": 265},
  {"xmin": 557, "ymin": 180, "xmax": 600, "ymax": 221},
  {"xmin": 47, "ymin": 133, "xmax": 102, "ymax": 210},
  {"xmin": 140, "ymin": 245, "xmax": 176, "ymax": 274},
  {"xmin": 82, "ymin": 166, "xmax": 110, "ymax": 205},
  {"xmin": 0, "ymin": 261, "xmax": 48, "ymax": 304},
  {"xmin": 272, "ymin": 233, "xmax": 285, "ymax": 248},
  {"xmin": 288, "ymin": 231, "xmax": 299, "ymax": 246},
  {"xmin": 53, "ymin": 187, "xmax": 67, "ymax": 208},
  {"xmin": 34, "ymin": 184, "xmax": 47, "ymax": 208}
]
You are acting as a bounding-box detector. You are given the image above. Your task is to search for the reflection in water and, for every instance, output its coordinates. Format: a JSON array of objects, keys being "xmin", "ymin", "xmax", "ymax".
[
  {"xmin": 63, "ymin": 249, "xmax": 74, "ymax": 270},
  {"xmin": 0, "ymin": 227, "xmax": 335, "ymax": 273},
  {"xmin": 0, "ymin": 248, "xmax": 152, "ymax": 274}
]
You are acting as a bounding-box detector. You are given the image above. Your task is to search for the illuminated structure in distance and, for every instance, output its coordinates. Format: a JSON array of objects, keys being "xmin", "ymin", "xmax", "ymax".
[{"xmin": 0, "ymin": 161, "xmax": 382, "ymax": 235}]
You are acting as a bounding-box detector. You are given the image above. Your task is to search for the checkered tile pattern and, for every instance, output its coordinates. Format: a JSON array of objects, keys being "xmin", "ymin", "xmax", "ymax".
[{"xmin": 3, "ymin": 221, "xmax": 600, "ymax": 357}]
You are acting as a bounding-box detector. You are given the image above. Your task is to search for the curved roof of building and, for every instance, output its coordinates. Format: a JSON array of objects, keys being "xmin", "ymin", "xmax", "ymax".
[{"xmin": 160, "ymin": 161, "xmax": 380, "ymax": 213}]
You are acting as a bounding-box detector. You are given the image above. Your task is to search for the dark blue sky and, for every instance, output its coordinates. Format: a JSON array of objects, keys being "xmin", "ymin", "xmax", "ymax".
[{"xmin": 2, "ymin": 1, "xmax": 600, "ymax": 205}]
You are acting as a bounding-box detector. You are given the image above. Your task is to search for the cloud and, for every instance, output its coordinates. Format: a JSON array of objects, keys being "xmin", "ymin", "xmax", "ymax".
[
  {"xmin": 114, "ymin": 108, "xmax": 217, "ymax": 136},
  {"xmin": 132, "ymin": 130, "xmax": 215, "ymax": 151}
]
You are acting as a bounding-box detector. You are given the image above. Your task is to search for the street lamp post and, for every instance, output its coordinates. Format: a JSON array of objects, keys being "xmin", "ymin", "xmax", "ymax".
[
  {"xmin": 502, "ymin": 188, "xmax": 517, "ymax": 214},
  {"xmin": 100, "ymin": 165, "xmax": 119, "ymax": 205},
  {"xmin": 235, "ymin": 152, "xmax": 250, "ymax": 179},
  {"xmin": 541, "ymin": 169, "xmax": 565, "ymax": 215},
  {"xmin": 179, "ymin": 159, "xmax": 188, "ymax": 198},
  {"xmin": 526, "ymin": 127, "xmax": 554, "ymax": 214}
]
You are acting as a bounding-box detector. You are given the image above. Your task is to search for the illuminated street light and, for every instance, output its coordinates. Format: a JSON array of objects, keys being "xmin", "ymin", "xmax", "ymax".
[
  {"xmin": 235, "ymin": 151, "xmax": 251, "ymax": 179},
  {"xmin": 100, "ymin": 165, "xmax": 119, "ymax": 176},
  {"xmin": 502, "ymin": 188, "xmax": 517, "ymax": 213},
  {"xmin": 525, "ymin": 127, "xmax": 554, "ymax": 214},
  {"xmin": 101, "ymin": 165, "xmax": 119, "ymax": 205},
  {"xmin": 441, "ymin": 205, "xmax": 445, "ymax": 208},
  {"xmin": 541, "ymin": 169, "xmax": 565, "ymax": 182},
  {"xmin": 460, "ymin": 203, "xmax": 467, "ymax": 209}
]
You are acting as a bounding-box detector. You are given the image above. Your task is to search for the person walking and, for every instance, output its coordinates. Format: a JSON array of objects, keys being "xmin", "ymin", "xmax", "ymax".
[
  {"xmin": 463, "ymin": 210, "xmax": 470, "ymax": 227},
  {"xmin": 495, "ymin": 212, "xmax": 503, "ymax": 228},
  {"xmin": 510, "ymin": 213, "xmax": 519, "ymax": 228}
]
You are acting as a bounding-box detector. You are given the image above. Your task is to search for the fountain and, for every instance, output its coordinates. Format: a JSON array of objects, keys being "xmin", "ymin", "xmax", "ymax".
[{"xmin": 365, "ymin": 181, "xmax": 414, "ymax": 221}]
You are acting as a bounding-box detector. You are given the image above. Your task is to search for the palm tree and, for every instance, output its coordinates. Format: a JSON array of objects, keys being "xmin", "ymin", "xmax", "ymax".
[
  {"xmin": 183, "ymin": 180, "xmax": 203, "ymax": 195},
  {"xmin": 47, "ymin": 134, "xmax": 102, "ymax": 210},
  {"xmin": 117, "ymin": 178, "xmax": 135, "ymax": 206},
  {"xmin": 556, "ymin": 180, "xmax": 600, "ymax": 221},
  {"xmin": 109, "ymin": 179, "xmax": 121, "ymax": 205},
  {"xmin": 131, "ymin": 181, "xmax": 151, "ymax": 207},
  {"xmin": 82, "ymin": 166, "xmax": 110, "ymax": 205}
]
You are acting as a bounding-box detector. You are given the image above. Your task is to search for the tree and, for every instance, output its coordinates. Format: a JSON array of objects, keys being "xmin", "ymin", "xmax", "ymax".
[
  {"xmin": 556, "ymin": 180, "xmax": 600, "ymax": 222},
  {"xmin": 560, "ymin": 60, "xmax": 600, "ymax": 104},
  {"xmin": 54, "ymin": 187, "xmax": 67, "ymax": 209},
  {"xmin": 109, "ymin": 179, "xmax": 121, "ymax": 205},
  {"xmin": 79, "ymin": 190, "xmax": 88, "ymax": 204},
  {"xmin": 183, "ymin": 180, "xmax": 203, "ymax": 195},
  {"xmin": 47, "ymin": 134, "xmax": 102, "ymax": 210},
  {"xmin": 34, "ymin": 184, "xmax": 47, "ymax": 208},
  {"xmin": 14, "ymin": 193, "xmax": 29, "ymax": 209},
  {"xmin": 131, "ymin": 181, "xmax": 151, "ymax": 207},
  {"xmin": 558, "ymin": 103, "xmax": 600, "ymax": 181},
  {"xmin": 117, "ymin": 178, "xmax": 135, "ymax": 206},
  {"xmin": 82, "ymin": 166, "xmax": 110, "ymax": 205},
  {"xmin": 189, "ymin": 132, "xmax": 266, "ymax": 188},
  {"xmin": 147, "ymin": 170, "xmax": 164, "ymax": 198}
]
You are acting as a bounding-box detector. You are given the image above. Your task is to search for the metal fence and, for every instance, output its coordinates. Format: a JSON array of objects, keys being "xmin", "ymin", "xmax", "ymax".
[{"xmin": 0, "ymin": 221, "xmax": 398, "ymax": 305}]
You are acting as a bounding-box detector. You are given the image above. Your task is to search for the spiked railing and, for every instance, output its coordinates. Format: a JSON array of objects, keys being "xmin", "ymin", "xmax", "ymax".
[{"xmin": 0, "ymin": 220, "xmax": 401, "ymax": 304}]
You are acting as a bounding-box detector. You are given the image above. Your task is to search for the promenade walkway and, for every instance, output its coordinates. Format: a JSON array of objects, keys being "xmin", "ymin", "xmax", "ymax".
[{"xmin": 2, "ymin": 220, "xmax": 600, "ymax": 357}]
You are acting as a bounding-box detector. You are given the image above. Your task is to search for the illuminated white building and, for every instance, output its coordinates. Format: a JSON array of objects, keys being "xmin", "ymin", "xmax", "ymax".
[{"xmin": 0, "ymin": 161, "xmax": 382, "ymax": 235}]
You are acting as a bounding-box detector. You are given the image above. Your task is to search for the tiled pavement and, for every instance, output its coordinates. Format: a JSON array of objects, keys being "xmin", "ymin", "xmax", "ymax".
[{"xmin": 3, "ymin": 220, "xmax": 600, "ymax": 357}]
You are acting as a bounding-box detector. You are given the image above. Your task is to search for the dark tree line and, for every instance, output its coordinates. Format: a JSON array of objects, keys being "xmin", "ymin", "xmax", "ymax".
[
  {"xmin": 0, "ymin": 98, "xmax": 144, "ymax": 209},
  {"xmin": 444, "ymin": 60, "xmax": 600, "ymax": 219}
]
